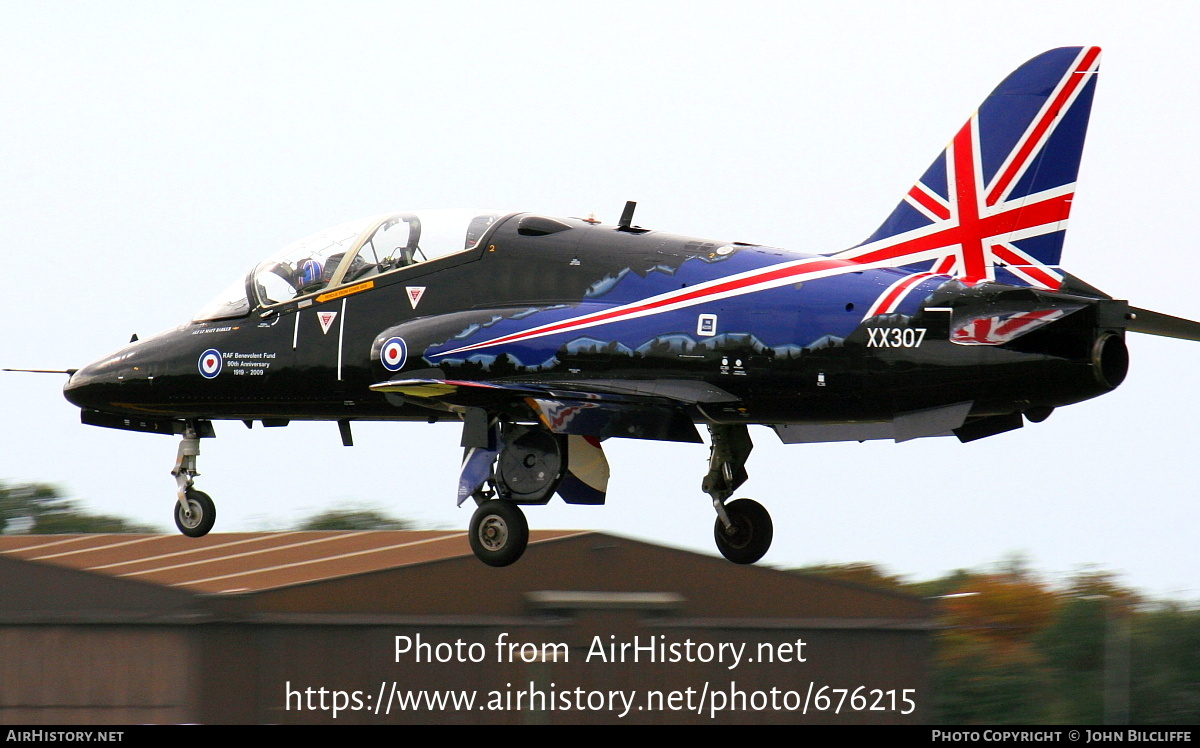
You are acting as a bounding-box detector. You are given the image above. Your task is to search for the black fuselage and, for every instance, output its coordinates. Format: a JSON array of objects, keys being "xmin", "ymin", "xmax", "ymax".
[{"xmin": 64, "ymin": 213, "xmax": 1127, "ymax": 438}]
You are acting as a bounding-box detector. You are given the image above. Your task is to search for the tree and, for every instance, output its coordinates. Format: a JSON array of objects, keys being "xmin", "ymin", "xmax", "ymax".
[
  {"xmin": 790, "ymin": 561, "xmax": 910, "ymax": 592},
  {"xmin": 1037, "ymin": 569, "xmax": 1138, "ymax": 723},
  {"xmin": 0, "ymin": 480, "xmax": 159, "ymax": 534},
  {"xmin": 295, "ymin": 505, "xmax": 415, "ymax": 531},
  {"xmin": 939, "ymin": 573, "xmax": 1057, "ymax": 646},
  {"xmin": 1130, "ymin": 602, "xmax": 1200, "ymax": 724},
  {"xmin": 931, "ymin": 570, "xmax": 1059, "ymax": 724},
  {"xmin": 0, "ymin": 481, "xmax": 58, "ymax": 533}
]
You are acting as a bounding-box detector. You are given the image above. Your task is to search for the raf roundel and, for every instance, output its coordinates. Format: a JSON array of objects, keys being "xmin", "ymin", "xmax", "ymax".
[
  {"xmin": 380, "ymin": 337, "xmax": 407, "ymax": 372},
  {"xmin": 198, "ymin": 349, "xmax": 223, "ymax": 379}
]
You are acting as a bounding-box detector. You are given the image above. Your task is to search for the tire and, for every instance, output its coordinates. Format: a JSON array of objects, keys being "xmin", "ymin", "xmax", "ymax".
[
  {"xmin": 175, "ymin": 489, "xmax": 216, "ymax": 538},
  {"xmin": 714, "ymin": 498, "xmax": 772, "ymax": 564},
  {"xmin": 469, "ymin": 500, "xmax": 529, "ymax": 567}
]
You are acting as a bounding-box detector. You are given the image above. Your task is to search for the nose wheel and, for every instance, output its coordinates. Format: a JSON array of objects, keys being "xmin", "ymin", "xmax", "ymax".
[
  {"xmin": 468, "ymin": 500, "xmax": 528, "ymax": 567},
  {"xmin": 175, "ymin": 489, "xmax": 216, "ymax": 538}
]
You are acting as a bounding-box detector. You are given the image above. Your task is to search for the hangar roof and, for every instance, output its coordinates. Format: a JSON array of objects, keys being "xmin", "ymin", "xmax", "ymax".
[
  {"xmin": 0, "ymin": 531, "xmax": 933, "ymax": 629},
  {"xmin": 0, "ymin": 530, "xmax": 583, "ymax": 594}
]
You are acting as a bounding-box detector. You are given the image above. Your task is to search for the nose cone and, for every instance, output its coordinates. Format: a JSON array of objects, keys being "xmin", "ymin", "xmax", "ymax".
[
  {"xmin": 63, "ymin": 345, "xmax": 155, "ymax": 413},
  {"xmin": 63, "ymin": 360, "xmax": 116, "ymax": 411}
]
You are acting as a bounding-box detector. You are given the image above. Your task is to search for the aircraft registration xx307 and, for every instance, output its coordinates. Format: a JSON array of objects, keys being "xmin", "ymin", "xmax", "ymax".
[{"xmin": 54, "ymin": 47, "xmax": 1200, "ymax": 566}]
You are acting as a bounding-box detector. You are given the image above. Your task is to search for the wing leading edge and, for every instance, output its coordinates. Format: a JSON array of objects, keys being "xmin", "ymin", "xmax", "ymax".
[{"xmin": 369, "ymin": 377, "xmax": 711, "ymax": 443}]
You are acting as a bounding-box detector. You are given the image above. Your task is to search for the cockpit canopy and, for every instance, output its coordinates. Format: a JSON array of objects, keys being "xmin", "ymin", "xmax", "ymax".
[{"xmin": 193, "ymin": 209, "xmax": 505, "ymax": 322}]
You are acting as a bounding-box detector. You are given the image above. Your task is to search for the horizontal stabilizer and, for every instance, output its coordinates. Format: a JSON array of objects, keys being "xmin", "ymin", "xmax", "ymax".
[{"xmin": 1127, "ymin": 307, "xmax": 1200, "ymax": 342}]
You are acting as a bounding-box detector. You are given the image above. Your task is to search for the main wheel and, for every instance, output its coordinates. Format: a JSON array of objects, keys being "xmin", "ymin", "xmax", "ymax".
[
  {"xmin": 714, "ymin": 498, "xmax": 772, "ymax": 564},
  {"xmin": 175, "ymin": 489, "xmax": 216, "ymax": 538},
  {"xmin": 469, "ymin": 500, "xmax": 529, "ymax": 567}
]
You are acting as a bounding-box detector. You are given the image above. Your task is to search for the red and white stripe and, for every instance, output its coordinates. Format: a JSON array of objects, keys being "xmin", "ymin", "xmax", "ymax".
[
  {"xmin": 863, "ymin": 271, "xmax": 943, "ymax": 319},
  {"xmin": 433, "ymin": 254, "xmax": 882, "ymax": 358},
  {"xmin": 904, "ymin": 183, "xmax": 952, "ymax": 222},
  {"xmin": 986, "ymin": 46, "xmax": 1101, "ymax": 207}
]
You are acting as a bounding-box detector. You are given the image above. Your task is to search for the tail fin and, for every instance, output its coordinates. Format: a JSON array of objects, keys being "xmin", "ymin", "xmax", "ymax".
[{"xmin": 837, "ymin": 47, "xmax": 1101, "ymax": 290}]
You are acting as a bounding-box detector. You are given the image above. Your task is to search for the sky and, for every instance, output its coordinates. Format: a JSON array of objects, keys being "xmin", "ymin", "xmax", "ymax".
[{"xmin": 2, "ymin": 1, "xmax": 1198, "ymax": 599}]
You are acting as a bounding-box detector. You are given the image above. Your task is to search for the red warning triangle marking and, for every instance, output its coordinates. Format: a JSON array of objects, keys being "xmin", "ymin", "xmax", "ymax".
[
  {"xmin": 318, "ymin": 311, "xmax": 338, "ymax": 334},
  {"xmin": 407, "ymin": 286, "xmax": 426, "ymax": 309}
]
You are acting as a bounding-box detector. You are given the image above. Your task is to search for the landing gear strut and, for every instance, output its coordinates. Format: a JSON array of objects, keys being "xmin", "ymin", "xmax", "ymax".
[
  {"xmin": 171, "ymin": 424, "xmax": 216, "ymax": 538},
  {"xmin": 703, "ymin": 424, "xmax": 772, "ymax": 564}
]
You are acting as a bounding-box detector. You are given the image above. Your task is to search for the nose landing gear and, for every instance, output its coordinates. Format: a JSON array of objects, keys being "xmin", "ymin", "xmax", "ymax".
[{"xmin": 171, "ymin": 424, "xmax": 216, "ymax": 538}]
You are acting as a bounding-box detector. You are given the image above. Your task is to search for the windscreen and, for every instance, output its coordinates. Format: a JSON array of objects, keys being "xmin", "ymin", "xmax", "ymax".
[{"xmin": 193, "ymin": 210, "xmax": 507, "ymax": 321}]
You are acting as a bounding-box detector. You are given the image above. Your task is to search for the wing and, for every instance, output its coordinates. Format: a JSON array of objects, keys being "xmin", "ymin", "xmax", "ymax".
[{"xmin": 369, "ymin": 377, "xmax": 742, "ymax": 444}]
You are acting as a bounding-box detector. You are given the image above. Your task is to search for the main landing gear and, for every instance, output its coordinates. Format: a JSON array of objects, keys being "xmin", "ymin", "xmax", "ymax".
[
  {"xmin": 171, "ymin": 424, "xmax": 216, "ymax": 538},
  {"xmin": 462, "ymin": 422, "xmax": 566, "ymax": 567},
  {"xmin": 457, "ymin": 418, "xmax": 774, "ymax": 567},
  {"xmin": 703, "ymin": 424, "xmax": 773, "ymax": 564}
]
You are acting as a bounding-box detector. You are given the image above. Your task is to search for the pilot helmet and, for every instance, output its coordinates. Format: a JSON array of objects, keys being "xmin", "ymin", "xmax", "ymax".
[{"xmin": 298, "ymin": 258, "xmax": 323, "ymax": 287}]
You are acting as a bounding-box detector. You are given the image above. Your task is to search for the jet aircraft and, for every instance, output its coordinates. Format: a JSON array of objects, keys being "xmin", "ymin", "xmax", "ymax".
[{"xmin": 54, "ymin": 47, "xmax": 1200, "ymax": 566}]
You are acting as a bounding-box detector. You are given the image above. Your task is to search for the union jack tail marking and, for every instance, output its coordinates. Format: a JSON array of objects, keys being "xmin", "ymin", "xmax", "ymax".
[{"xmin": 846, "ymin": 47, "xmax": 1102, "ymax": 319}]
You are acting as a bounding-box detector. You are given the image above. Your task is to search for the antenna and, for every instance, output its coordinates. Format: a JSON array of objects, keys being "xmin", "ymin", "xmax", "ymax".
[{"xmin": 617, "ymin": 201, "xmax": 637, "ymax": 230}]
